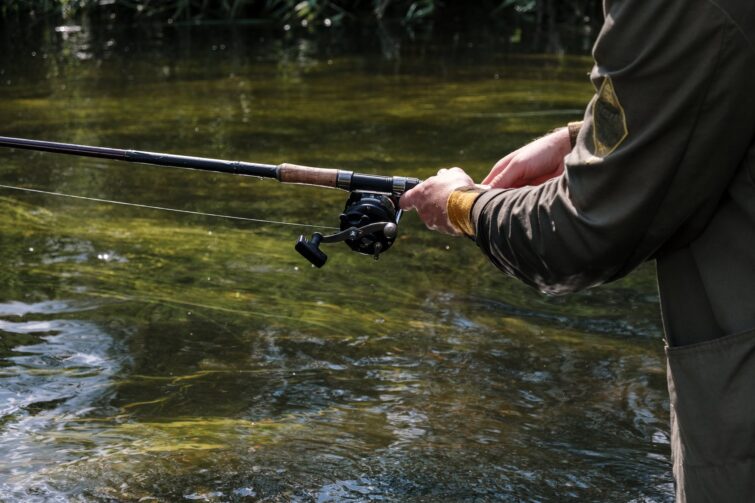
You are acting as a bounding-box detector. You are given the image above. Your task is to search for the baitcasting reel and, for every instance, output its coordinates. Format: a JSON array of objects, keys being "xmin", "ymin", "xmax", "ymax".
[{"xmin": 295, "ymin": 192, "xmax": 401, "ymax": 268}]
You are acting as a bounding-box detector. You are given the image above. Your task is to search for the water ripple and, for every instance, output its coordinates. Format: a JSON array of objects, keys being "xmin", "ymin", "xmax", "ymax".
[{"xmin": 0, "ymin": 300, "xmax": 119, "ymax": 502}]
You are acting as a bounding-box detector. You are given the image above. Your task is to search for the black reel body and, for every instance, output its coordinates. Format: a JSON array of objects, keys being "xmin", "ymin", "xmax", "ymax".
[
  {"xmin": 340, "ymin": 192, "xmax": 397, "ymax": 255},
  {"xmin": 295, "ymin": 192, "xmax": 401, "ymax": 268}
]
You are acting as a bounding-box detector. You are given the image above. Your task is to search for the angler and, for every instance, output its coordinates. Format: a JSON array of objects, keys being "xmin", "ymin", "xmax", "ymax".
[
  {"xmin": 0, "ymin": 135, "xmax": 420, "ymax": 268},
  {"xmin": 399, "ymin": 0, "xmax": 755, "ymax": 501}
]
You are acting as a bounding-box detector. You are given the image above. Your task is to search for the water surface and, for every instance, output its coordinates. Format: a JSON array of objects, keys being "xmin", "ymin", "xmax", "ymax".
[{"xmin": 0, "ymin": 20, "xmax": 671, "ymax": 502}]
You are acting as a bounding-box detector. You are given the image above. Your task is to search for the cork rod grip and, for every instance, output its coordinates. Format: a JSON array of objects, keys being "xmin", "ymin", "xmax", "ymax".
[{"xmin": 277, "ymin": 163, "xmax": 339, "ymax": 188}]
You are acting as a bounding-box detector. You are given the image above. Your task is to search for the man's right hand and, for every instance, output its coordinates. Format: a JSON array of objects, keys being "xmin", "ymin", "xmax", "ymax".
[{"xmin": 483, "ymin": 127, "xmax": 572, "ymax": 189}]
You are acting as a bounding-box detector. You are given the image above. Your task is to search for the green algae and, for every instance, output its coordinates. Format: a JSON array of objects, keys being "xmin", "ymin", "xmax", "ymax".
[{"xmin": 0, "ymin": 28, "xmax": 670, "ymax": 502}]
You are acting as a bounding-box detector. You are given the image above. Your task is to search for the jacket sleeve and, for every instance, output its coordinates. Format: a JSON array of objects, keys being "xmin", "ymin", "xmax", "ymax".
[{"xmin": 472, "ymin": 0, "xmax": 755, "ymax": 294}]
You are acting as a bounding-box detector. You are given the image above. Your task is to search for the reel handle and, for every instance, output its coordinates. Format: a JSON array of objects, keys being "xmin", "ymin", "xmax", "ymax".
[
  {"xmin": 294, "ymin": 191, "xmax": 400, "ymax": 267},
  {"xmin": 295, "ymin": 233, "xmax": 328, "ymax": 268},
  {"xmin": 295, "ymin": 222, "xmax": 397, "ymax": 268}
]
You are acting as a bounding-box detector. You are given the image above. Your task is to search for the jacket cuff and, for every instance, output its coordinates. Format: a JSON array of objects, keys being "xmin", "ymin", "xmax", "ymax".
[
  {"xmin": 447, "ymin": 186, "xmax": 486, "ymax": 237},
  {"xmin": 567, "ymin": 121, "xmax": 583, "ymax": 148}
]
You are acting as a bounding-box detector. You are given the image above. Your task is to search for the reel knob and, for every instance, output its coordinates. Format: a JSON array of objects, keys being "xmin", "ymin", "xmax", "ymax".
[{"xmin": 295, "ymin": 233, "xmax": 328, "ymax": 268}]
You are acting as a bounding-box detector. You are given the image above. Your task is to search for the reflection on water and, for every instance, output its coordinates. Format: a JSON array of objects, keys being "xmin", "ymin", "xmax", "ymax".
[
  {"xmin": 0, "ymin": 301, "xmax": 120, "ymax": 501},
  {"xmin": 0, "ymin": 19, "xmax": 672, "ymax": 502}
]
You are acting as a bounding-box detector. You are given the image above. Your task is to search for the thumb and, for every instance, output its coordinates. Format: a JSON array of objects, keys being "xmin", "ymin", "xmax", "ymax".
[{"xmin": 399, "ymin": 187, "xmax": 418, "ymax": 211}]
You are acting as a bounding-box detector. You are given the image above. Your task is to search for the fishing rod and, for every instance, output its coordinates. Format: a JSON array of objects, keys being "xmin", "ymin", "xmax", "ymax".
[{"xmin": 0, "ymin": 135, "xmax": 421, "ymax": 268}]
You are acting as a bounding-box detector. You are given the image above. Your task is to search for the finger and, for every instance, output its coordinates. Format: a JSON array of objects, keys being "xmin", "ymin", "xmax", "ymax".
[
  {"xmin": 482, "ymin": 153, "xmax": 514, "ymax": 185},
  {"xmin": 492, "ymin": 157, "xmax": 538, "ymax": 188},
  {"xmin": 489, "ymin": 171, "xmax": 524, "ymax": 189},
  {"xmin": 493, "ymin": 168, "xmax": 521, "ymax": 188},
  {"xmin": 481, "ymin": 169, "xmax": 500, "ymax": 186},
  {"xmin": 528, "ymin": 167, "xmax": 564, "ymax": 186}
]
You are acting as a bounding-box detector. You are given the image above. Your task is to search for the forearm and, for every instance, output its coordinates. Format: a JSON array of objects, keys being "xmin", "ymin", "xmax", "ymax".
[
  {"xmin": 470, "ymin": 179, "xmax": 631, "ymax": 294},
  {"xmin": 448, "ymin": 171, "xmax": 633, "ymax": 294}
]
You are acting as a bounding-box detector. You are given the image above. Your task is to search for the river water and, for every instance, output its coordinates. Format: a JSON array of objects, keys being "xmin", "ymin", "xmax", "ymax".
[{"xmin": 0, "ymin": 18, "xmax": 672, "ymax": 502}]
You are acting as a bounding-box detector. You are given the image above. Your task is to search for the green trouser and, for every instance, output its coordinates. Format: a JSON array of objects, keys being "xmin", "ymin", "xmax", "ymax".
[
  {"xmin": 658, "ymin": 168, "xmax": 755, "ymax": 501},
  {"xmin": 667, "ymin": 329, "xmax": 755, "ymax": 502}
]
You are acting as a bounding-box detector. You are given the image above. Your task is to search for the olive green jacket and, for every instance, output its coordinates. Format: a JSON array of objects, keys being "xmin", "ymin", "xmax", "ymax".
[
  {"xmin": 473, "ymin": 0, "xmax": 755, "ymax": 346},
  {"xmin": 471, "ymin": 1, "xmax": 755, "ymax": 500}
]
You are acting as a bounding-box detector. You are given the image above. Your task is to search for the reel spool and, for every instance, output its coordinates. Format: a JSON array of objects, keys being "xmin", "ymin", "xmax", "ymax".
[{"xmin": 295, "ymin": 192, "xmax": 401, "ymax": 268}]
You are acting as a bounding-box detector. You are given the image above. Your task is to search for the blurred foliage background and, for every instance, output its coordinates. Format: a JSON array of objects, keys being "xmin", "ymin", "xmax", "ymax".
[{"xmin": 1, "ymin": 0, "xmax": 602, "ymax": 53}]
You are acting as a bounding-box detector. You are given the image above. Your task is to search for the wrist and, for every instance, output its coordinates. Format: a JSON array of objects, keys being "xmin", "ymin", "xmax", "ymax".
[{"xmin": 547, "ymin": 126, "xmax": 573, "ymax": 155}]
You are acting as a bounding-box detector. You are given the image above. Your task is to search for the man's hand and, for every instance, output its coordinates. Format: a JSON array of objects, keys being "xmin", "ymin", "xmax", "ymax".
[
  {"xmin": 400, "ymin": 167, "xmax": 476, "ymax": 235},
  {"xmin": 483, "ymin": 128, "xmax": 572, "ymax": 189}
]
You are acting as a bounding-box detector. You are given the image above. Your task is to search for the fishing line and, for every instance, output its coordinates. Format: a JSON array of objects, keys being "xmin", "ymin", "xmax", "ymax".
[{"xmin": 0, "ymin": 183, "xmax": 338, "ymax": 230}]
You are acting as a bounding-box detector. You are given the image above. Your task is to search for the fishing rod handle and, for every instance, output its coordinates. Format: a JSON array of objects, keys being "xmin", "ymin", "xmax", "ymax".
[
  {"xmin": 278, "ymin": 163, "xmax": 337, "ymax": 186},
  {"xmin": 276, "ymin": 163, "xmax": 420, "ymax": 196}
]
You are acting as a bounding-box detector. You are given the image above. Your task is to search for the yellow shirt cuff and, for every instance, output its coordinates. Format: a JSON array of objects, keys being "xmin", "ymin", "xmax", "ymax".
[{"xmin": 447, "ymin": 187, "xmax": 485, "ymax": 237}]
